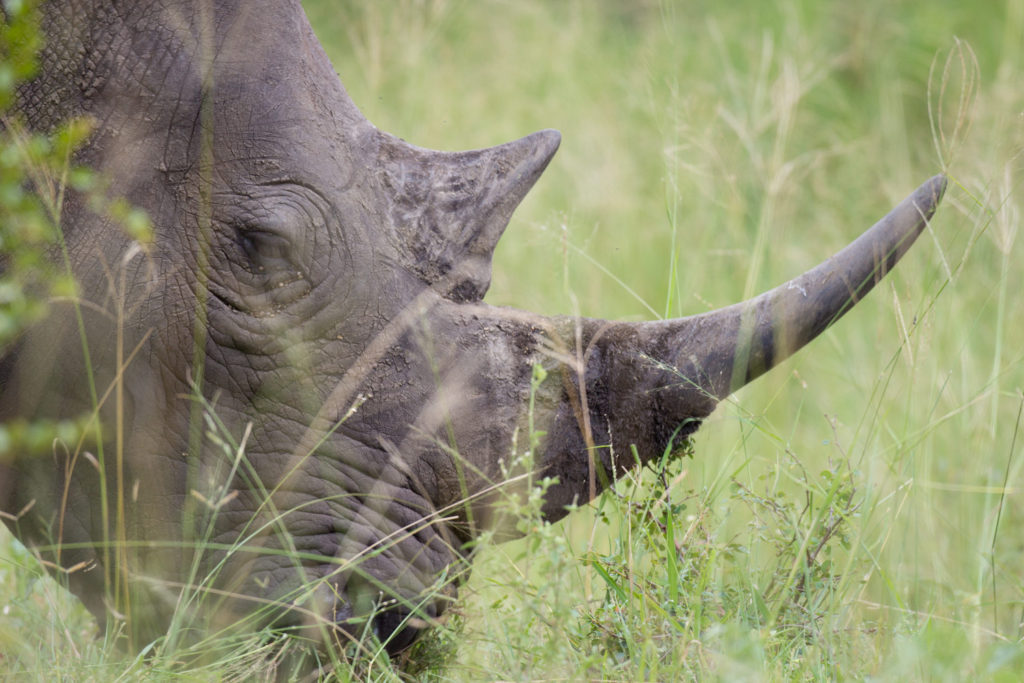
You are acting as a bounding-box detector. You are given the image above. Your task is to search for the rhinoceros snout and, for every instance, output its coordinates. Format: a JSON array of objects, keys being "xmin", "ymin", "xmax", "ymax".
[
  {"xmin": 266, "ymin": 574, "xmax": 447, "ymax": 657},
  {"xmin": 366, "ymin": 606, "xmax": 433, "ymax": 656}
]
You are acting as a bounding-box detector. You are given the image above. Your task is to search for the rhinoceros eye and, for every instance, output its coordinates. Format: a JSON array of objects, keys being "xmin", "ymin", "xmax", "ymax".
[
  {"xmin": 239, "ymin": 229, "xmax": 293, "ymax": 270},
  {"xmin": 212, "ymin": 224, "xmax": 311, "ymax": 315},
  {"xmin": 210, "ymin": 195, "xmax": 317, "ymax": 315}
]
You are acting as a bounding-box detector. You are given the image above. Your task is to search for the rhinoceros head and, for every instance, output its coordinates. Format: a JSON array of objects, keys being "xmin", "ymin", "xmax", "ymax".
[{"xmin": 0, "ymin": 0, "xmax": 944, "ymax": 657}]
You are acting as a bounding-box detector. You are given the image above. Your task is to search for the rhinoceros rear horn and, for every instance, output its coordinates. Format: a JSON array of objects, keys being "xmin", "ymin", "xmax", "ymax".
[
  {"xmin": 684, "ymin": 174, "xmax": 947, "ymax": 401},
  {"xmin": 378, "ymin": 129, "xmax": 561, "ymax": 301}
]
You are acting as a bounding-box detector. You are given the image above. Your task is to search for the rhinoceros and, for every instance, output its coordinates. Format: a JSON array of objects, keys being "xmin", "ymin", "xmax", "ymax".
[{"xmin": 0, "ymin": 0, "xmax": 945, "ymax": 660}]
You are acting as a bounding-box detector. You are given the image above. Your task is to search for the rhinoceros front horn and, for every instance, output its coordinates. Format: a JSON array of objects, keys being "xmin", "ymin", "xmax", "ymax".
[
  {"xmin": 504, "ymin": 175, "xmax": 946, "ymax": 521},
  {"xmin": 682, "ymin": 173, "xmax": 947, "ymax": 402}
]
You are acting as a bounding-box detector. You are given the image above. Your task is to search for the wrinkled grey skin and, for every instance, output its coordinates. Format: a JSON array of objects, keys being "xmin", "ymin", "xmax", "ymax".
[{"xmin": 0, "ymin": 0, "xmax": 945, "ymax": 657}]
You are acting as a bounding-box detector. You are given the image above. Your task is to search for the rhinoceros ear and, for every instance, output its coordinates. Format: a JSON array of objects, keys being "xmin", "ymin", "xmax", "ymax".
[{"xmin": 377, "ymin": 129, "xmax": 560, "ymax": 302}]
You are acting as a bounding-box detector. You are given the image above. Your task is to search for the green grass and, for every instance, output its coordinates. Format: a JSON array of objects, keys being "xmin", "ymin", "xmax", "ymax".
[{"xmin": 4, "ymin": 0, "xmax": 1023, "ymax": 679}]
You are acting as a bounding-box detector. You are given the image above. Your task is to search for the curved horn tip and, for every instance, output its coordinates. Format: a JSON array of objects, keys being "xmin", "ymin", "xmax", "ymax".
[
  {"xmin": 916, "ymin": 174, "xmax": 948, "ymax": 218},
  {"xmin": 537, "ymin": 128, "xmax": 561, "ymax": 147},
  {"xmin": 527, "ymin": 128, "xmax": 561, "ymax": 162}
]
